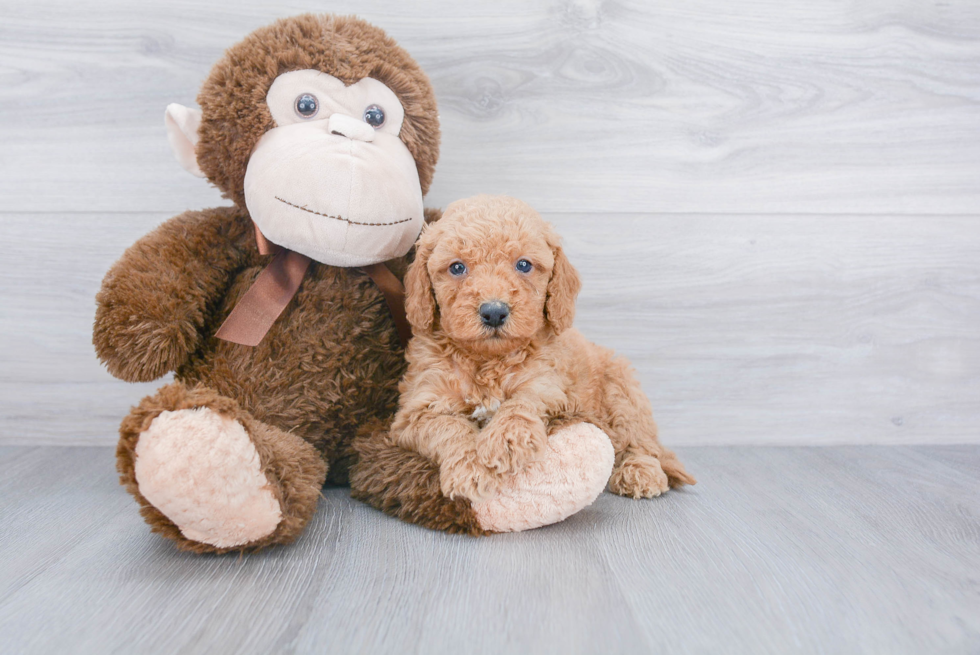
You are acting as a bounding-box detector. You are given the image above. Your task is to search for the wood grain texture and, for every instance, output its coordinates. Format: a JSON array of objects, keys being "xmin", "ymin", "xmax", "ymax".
[
  {"xmin": 0, "ymin": 213, "xmax": 172, "ymax": 445},
  {"xmin": 0, "ymin": 445, "xmax": 977, "ymax": 654},
  {"xmin": 2, "ymin": 212, "xmax": 977, "ymax": 446},
  {"xmin": 0, "ymin": 0, "xmax": 979, "ymax": 214},
  {"xmin": 1, "ymin": 1, "xmax": 978, "ymax": 446}
]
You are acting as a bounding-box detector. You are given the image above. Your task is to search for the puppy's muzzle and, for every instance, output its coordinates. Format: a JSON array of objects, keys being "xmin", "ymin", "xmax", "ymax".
[{"xmin": 479, "ymin": 301, "xmax": 510, "ymax": 328}]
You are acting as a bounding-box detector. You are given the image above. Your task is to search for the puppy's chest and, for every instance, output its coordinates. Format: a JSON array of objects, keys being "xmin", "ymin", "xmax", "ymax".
[
  {"xmin": 454, "ymin": 360, "xmax": 533, "ymax": 428},
  {"xmin": 459, "ymin": 378, "xmax": 509, "ymax": 429},
  {"xmin": 467, "ymin": 398, "xmax": 501, "ymax": 429}
]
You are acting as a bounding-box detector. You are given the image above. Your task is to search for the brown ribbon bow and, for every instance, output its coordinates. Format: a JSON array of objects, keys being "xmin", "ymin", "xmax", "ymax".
[{"xmin": 215, "ymin": 225, "xmax": 412, "ymax": 348}]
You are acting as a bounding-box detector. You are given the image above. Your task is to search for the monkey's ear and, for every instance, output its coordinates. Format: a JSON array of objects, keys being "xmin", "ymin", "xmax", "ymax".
[
  {"xmin": 164, "ymin": 103, "xmax": 206, "ymax": 178},
  {"xmin": 545, "ymin": 245, "xmax": 581, "ymax": 336},
  {"xmin": 404, "ymin": 242, "xmax": 437, "ymax": 335}
]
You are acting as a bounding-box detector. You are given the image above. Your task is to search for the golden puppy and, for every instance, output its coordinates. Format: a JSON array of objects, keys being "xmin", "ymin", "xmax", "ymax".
[{"xmin": 391, "ymin": 195, "xmax": 695, "ymax": 502}]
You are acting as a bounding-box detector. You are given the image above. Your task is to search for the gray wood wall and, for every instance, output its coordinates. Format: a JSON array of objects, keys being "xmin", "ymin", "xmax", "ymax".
[{"xmin": 2, "ymin": 0, "xmax": 978, "ymax": 446}]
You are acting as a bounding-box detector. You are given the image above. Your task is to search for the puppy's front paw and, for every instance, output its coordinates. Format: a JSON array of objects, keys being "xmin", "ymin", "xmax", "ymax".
[
  {"xmin": 609, "ymin": 453, "xmax": 670, "ymax": 499},
  {"xmin": 477, "ymin": 415, "xmax": 547, "ymax": 475},
  {"xmin": 440, "ymin": 452, "xmax": 500, "ymax": 502}
]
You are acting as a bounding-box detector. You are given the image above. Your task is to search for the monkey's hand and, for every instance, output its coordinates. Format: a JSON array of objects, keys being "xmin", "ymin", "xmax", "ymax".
[{"xmin": 93, "ymin": 207, "xmax": 251, "ymax": 382}]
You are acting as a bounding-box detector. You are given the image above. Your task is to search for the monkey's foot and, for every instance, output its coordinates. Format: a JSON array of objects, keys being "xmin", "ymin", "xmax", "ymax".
[
  {"xmin": 118, "ymin": 383, "xmax": 327, "ymax": 553},
  {"xmin": 472, "ymin": 422, "xmax": 614, "ymax": 532},
  {"xmin": 134, "ymin": 407, "xmax": 283, "ymax": 548}
]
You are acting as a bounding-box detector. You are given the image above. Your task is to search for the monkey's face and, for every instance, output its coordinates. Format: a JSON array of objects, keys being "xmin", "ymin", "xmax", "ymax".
[{"xmin": 243, "ymin": 70, "xmax": 425, "ymax": 267}]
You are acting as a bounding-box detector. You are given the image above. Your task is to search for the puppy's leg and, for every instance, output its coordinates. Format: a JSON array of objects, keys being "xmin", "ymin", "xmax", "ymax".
[
  {"xmin": 390, "ymin": 409, "xmax": 501, "ymax": 503},
  {"xmin": 477, "ymin": 398, "xmax": 549, "ymax": 475},
  {"xmin": 350, "ymin": 419, "xmax": 491, "ymax": 536},
  {"xmin": 440, "ymin": 447, "xmax": 504, "ymax": 502},
  {"xmin": 602, "ymin": 359, "xmax": 696, "ymax": 499}
]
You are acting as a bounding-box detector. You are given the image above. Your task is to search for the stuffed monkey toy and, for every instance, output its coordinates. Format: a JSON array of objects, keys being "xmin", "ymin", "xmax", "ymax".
[{"xmin": 94, "ymin": 14, "xmax": 613, "ymax": 552}]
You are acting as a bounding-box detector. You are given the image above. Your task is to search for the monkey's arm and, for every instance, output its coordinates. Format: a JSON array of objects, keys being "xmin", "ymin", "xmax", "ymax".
[{"xmin": 93, "ymin": 207, "xmax": 252, "ymax": 382}]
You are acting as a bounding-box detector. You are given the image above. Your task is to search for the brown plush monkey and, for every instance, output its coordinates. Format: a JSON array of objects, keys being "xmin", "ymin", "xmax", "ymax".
[{"xmin": 95, "ymin": 15, "xmax": 609, "ymax": 552}]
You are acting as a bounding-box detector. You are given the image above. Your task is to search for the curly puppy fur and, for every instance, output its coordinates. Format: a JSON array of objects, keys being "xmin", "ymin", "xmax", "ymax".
[
  {"xmin": 349, "ymin": 420, "xmax": 492, "ymax": 536},
  {"xmin": 93, "ymin": 15, "xmax": 476, "ymax": 552},
  {"xmin": 390, "ymin": 195, "xmax": 696, "ymax": 503}
]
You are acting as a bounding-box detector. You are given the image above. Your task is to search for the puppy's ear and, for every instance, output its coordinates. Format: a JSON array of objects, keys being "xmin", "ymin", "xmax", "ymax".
[
  {"xmin": 405, "ymin": 241, "xmax": 437, "ymax": 334},
  {"xmin": 545, "ymin": 245, "xmax": 581, "ymax": 335}
]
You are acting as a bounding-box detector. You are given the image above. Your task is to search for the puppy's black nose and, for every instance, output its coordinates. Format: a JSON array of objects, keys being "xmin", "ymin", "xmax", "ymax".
[{"xmin": 479, "ymin": 301, "xmax": 510, "ymax": 328}]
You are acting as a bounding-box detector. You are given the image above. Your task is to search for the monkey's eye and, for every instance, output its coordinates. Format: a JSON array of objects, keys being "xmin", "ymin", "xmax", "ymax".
[
  {"xmin": 515, "ymin": 259, "xmax": 533, "ymax": 273},
  {"xmin": 449, "ymin": 262, "xmax": 467, "ymax": 277},
  {"xmin": 294, "ymin": 94, "xmax": 319, "ymax": 118},
  {"xmin": 363, "ymin": 104, "xmax": 386, "ymax": 128}
]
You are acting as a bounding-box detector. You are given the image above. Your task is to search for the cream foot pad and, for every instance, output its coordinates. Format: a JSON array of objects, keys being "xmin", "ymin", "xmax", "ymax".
[
  {"xmin": 134, "ymin": 407, "xmax": 282, "ymax": 548},
  {"xmin": 473, "ymin": 422, "xmax": 614, "ymax": 532}
]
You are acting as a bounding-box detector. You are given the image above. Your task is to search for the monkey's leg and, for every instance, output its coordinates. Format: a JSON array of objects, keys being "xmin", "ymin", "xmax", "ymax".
[
  {"xmin": 349, "ymin": 420, "xmax": 490, "ymax": 535},
  {"xmin": 349, "ymin": 421, "xmax": 613, "ymax": 534},
  {"xmin": 117, "ymin": 382, "xmax": 327, "ymax": 554},
  {"xmin": 469, "ymin": 422, "xmax": 614, "ymax": 532}
]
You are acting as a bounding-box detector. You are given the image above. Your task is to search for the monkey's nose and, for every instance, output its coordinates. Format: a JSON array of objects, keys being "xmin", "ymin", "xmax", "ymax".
[
  {"xmin": 328, "ymin": 113, "xmax": 375, "ymax": 142},
  {"xmin": 479, "ymin": 301, "xmax": 510, "ymax": 328}
]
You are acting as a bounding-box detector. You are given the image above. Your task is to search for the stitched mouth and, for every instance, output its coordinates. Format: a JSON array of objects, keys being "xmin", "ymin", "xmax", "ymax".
[{"xmin": 275, "ymin": 196, "xmax": 413, "ymax": 227}]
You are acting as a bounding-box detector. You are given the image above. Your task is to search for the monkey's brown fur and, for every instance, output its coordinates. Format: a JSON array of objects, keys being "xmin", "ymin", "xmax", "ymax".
[
  {"xmin": 94, "ymin": 15, "xmax": 472, "ymax": 553},
  {"xmin": 351, "ymin": 196, "xmax": 694, "ymax": 529},
  {"xmin": 196, "ymin": 15, "xmax": 440, "ymax": 208},
  {"xmin": 117, "ymin": 383, "xmax": 328, "ymax": 553},
  {"xmin": 349, "ymin": 420, "xmax": 491, "ymax": 536}
]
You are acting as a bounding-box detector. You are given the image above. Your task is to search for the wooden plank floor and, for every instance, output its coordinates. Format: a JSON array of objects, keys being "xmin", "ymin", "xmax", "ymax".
[
  {"xmin": 1, "ymin": 446, "xmax": 977, "ymax": 654},
  {"xmin": 2, "ymin": 0, "xmax": 979, "ymax": 450}
]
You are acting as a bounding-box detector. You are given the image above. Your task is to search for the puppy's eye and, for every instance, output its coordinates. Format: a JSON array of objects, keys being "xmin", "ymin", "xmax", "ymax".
[
  {"xmin": 515, "ymin": 259, "xmax": 533, "ymax": 273},
  {"xmin": 449, "ymin": 262, "xmax": 467, "ymax": 277},
  {"xmin": 294, "ymin": 94, "xmax": 319, "ymax": 118}
]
